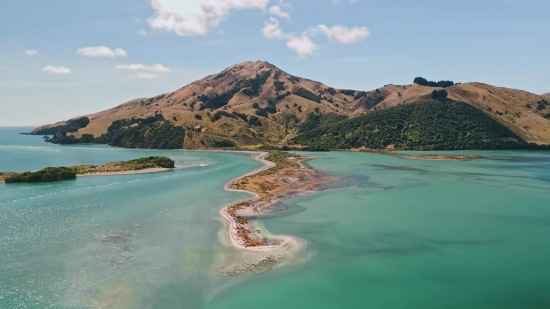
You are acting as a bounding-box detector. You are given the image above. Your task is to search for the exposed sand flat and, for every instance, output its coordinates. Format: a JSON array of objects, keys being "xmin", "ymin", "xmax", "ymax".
[{"xmin": 349, "ymin": 148, "xmax": 482, "ymax": 161}]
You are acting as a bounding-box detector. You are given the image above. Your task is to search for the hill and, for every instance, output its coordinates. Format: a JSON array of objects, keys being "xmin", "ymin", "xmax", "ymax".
[
  {"xmin": 352, "ymin": 83, "xmax": 550, "ymax": 144},
  {"xmin": 293, "ymin": 100, "xmax": 545, "ymax": 151},
  {"xmin": 31, "ymin": 61, "xmax": 550, "ymax": 149},
  {"xmin": 543, "ymin": 93, "xmax": 550, "ymax": 98}
]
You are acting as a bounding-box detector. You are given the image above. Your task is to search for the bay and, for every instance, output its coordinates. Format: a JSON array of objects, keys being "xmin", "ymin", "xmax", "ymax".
[{"xmin": 1, "ymin": 127, "xmax": 550, "ymax": 308}]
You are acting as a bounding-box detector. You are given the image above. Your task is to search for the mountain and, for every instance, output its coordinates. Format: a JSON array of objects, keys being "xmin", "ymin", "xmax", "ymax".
[
  {"xmin": 31, "ymin": 61, "xmax": 550, "ymax": 150},
  {"xmin": 543, "ymin": 93, "xmax": 550, "ymax": 98}
]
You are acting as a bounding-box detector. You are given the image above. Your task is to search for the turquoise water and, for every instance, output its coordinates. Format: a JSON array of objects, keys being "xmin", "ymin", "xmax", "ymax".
[{"xmin": 1, "ymin": 128, "xmax": 550, "ymax": 308}]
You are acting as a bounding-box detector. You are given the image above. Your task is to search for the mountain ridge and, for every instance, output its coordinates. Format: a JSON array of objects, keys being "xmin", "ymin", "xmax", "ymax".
[{"xmin": 32, "ymin": 61, "xmax": 550, "ymax": 149}]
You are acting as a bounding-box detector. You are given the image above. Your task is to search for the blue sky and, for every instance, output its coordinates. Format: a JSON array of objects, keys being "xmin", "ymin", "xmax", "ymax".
[{"xmin": 1, "ymin": 0, "xmax": 549, "ymax": 126}]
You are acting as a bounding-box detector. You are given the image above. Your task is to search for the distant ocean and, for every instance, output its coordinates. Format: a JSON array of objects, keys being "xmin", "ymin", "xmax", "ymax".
[{"xmin": 1, "ymin": 127, "xmax": 550, "ymax": 309}]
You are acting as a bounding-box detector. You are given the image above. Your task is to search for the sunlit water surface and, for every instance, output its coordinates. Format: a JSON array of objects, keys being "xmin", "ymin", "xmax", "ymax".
[{"xmin": 1, "ymin": 128, "xmax": 550, "ymax": 309}]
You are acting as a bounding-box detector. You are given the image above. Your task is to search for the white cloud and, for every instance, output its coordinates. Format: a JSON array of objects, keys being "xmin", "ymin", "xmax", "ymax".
[
  {"xmin": 286, "ymin": 35, "xmax": 317, "ymax": 58},
  {"xmin": 130, "ymin": 73, "xmax": 160, "ymax": 80},
  {"xmin": 261, "ymin": 18, "xmax": 288, "ymax": 39},
  {"xmin": 261, "ymin": 18, "xmax": 317, "ymax": 58},
  {"xmin": 42, "ymin": 66, "xmax": 72, "ymax": 74},
  {"xmin": 269, "ymin": 5, "xmax": 289, "ymax": 20},
  {"xmin": 308, "ymin": 25, "xmax": 369, "ymax": 44},
  {"xmin": 148, "ymin": 0, "xmax": 269, "ymax": 36},
  {"xmin": 77, "ymin": 46, "xmax": 127, "ymax": 58},
  {"xmin": 262, "ymin": 18, "xmax": 367, "ymax": 58},
  {"xmin": 24, "ymin": 50, "xmax": 39, "ymax": 56},
  {"xmin": 136, "ymin": 29, "xmax": 148, "ymax": 36},
  {"xmin": 115, "ymin": 64, "xmax": 172, "ymax": 73}
]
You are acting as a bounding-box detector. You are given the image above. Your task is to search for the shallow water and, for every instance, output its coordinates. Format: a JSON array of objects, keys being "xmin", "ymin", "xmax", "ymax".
[{"xmin": 1, "ymin": 128, "xmax": 550, "ymax": 308}]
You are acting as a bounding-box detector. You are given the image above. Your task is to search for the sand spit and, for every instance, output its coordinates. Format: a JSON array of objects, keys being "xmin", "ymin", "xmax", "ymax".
[
  {"xmin": 217, "ymin": 151, "xmax": 333, "ymax": 276},
  {"xmin": 77, "ymin": 167, "xmax": 174, "ymax": 178}
]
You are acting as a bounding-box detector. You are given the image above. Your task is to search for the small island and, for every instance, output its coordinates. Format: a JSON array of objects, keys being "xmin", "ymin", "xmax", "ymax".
[{"xmin": 0, "ymin": 156, "xmax": 175, "ymax": 183}]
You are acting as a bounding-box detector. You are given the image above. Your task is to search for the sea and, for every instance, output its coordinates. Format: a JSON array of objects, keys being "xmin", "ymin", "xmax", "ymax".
[{"xmin": 1, "ymin": 127, "xmax": 550, "ymax": 309}]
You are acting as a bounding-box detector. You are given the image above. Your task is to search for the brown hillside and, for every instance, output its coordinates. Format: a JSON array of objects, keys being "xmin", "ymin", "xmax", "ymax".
[
  {"xmin": 32, "ymin": 61, "xmax": 550, "ymax": 147},
  {"xmin": 543, "ymin": 93, "xmax": 550, "ymax": 98},
  {"xmin": 32, "ymin": 61, "xmax": 365, "ymax": 148}
]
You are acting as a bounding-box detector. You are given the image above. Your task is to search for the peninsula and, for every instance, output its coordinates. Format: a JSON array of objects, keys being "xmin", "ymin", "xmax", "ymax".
[{"xmin": 0, "ymin": 156, "xmax": 175, "ymax": 183}]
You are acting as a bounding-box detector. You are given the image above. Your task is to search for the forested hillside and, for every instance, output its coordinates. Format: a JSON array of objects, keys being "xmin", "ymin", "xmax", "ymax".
[{"xmin": 293, "ymin": 100, "xmax": 546, "ymax": 150}]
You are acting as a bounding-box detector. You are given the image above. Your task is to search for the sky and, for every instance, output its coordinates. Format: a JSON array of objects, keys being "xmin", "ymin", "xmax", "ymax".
[{"xmin": 1, "ymin": 0, "xmax": 549, "ymax": 126}]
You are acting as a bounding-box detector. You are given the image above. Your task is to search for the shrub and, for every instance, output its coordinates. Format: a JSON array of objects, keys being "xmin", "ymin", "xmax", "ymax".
[
  {"xmin": 340, "ymin": 89, "xmax": 355, "ymax": 96},
  {"xmin": 275, "ymin": 81, "xmax": 286, "ymax": 92},
  {"xmin": 232, "ymin": 112, "xmax": 248, "ymax": 122},
  {"xmin": 326, "ymin": 88, "xmax": 336, "ymax": 95},
  {"xmin": 354, "ymin": 92, "xmax": 367, "ymax": 100},
  {"xmin": 255, "ymin": 100, "xmax": 277, "ymax": 118},
  {"xmin": 431, "ymin": 89, "xmax": 448, "ymax": 100},
  {"xmin": 248, "ymin": 116, "xmax": 262, "ymax": 127},
  {"xmin": 195, "ymin": 114, "xmax": 203, "ymax": 120},
  {"xmin": 213, "ymin": 139, "xmax": 236, "ymax": 148},
  {"xmin": 536, "ymin": 100, "xmax": 548, "ymax": 111},
  {"xmin": 293, "ymin": 87, "xmax": 321, "ymax": 103},
  {"xmin": 5, "ymin": 167, "xmax": 77, "ymax": 183},
  {"xmin": 126, "ymin": 156, "xmax": 175, "ymax": 168},
  {"xmin": 414, "ymin": 77, "xmax": 455, "ymax": 88}
]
